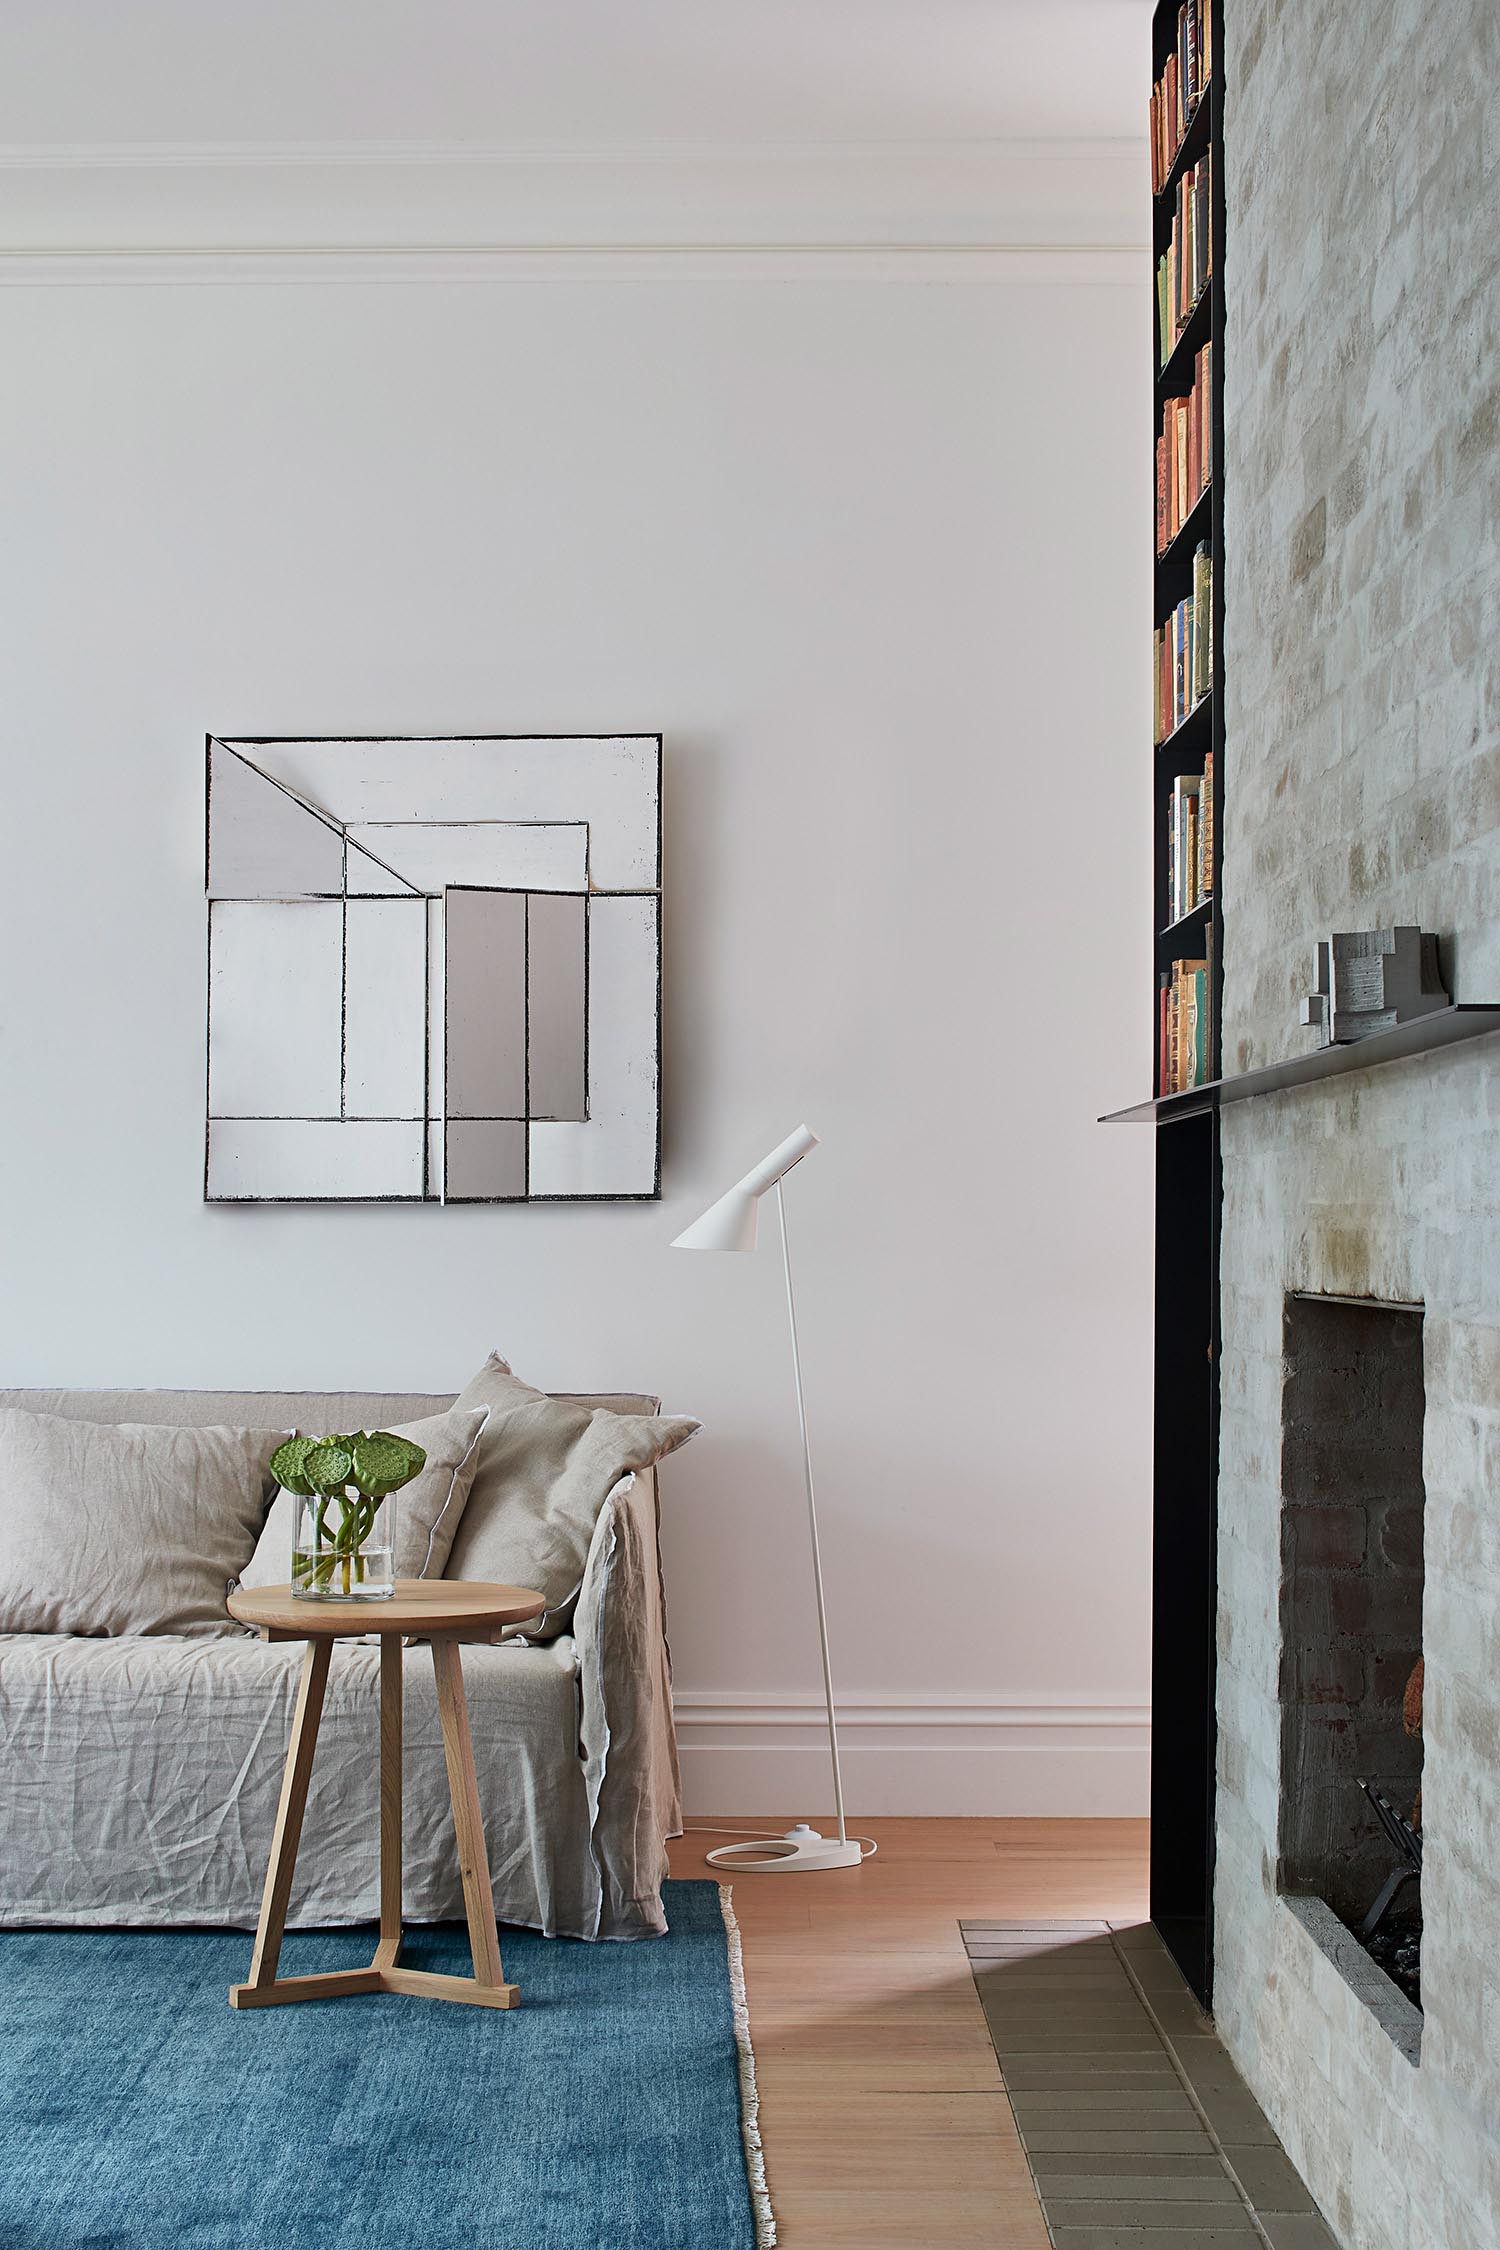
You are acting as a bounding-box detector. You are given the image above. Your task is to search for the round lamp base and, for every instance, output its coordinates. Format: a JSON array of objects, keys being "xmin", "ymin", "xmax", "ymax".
[{"xmin": 705, "ymin": 1822, "xmax": 866, "ymax": 1873}]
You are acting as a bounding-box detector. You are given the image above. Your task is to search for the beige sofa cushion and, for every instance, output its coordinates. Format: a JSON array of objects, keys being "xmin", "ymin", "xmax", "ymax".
[
  {"xmin": 0, "ymin": 1407, "xmax": 284, "ymax": 1637},
  {"xmin": 238, "ymin": 1406, "xmax": 489, "ymax": 1589},
  {"xmin": 444, "ymin": 1356, "xmax": 699, "ymax": 1637}
]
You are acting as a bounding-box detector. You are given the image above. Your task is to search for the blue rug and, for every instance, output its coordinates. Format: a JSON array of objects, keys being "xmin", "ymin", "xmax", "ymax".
[{"xmin": 0, "ymin": 1880, "xmax": 771, "ymax": 2250}]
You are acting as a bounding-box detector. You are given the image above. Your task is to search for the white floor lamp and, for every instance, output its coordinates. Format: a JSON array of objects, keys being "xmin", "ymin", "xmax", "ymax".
[{"xmin": 672, "ymin": 1126, "xmax": 870, "ymax": 1872}]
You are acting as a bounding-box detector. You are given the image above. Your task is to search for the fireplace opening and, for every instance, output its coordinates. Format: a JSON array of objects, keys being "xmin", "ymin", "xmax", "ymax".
[{"xmin": 1277, "ymin": 1294, "xmax": 1425, "ymax": 2015}]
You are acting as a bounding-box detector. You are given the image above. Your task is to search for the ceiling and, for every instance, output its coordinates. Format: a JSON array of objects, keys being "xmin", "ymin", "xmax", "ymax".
[{"xmin": 0, "ymin": 0, "xmax": 1150, "ymax": 151}]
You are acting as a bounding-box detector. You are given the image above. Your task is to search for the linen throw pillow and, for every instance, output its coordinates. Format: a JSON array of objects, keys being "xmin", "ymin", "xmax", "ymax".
[
  {"xmin": 0, "ymin": 1407, "xmax": 286, "ymax": 1638},
  {"xmin": 444, "ymin": 1355, "xmax": 699, "ymax": 1638},
  {"xmin": 238, "ymin": 1405, "xmax": 489, "ymax": 1591}
]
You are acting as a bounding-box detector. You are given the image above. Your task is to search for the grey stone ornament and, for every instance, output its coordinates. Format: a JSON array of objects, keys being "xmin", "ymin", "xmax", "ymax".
[{"xmin": 1300, "ymin": 927, "xmax": 1449, "ymax": 1045}]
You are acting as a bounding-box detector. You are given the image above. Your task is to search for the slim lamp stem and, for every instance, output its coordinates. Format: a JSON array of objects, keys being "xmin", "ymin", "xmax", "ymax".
[{"xmin": 775, "ymin": 1176, "xmax": 847, "ymax": 1847}]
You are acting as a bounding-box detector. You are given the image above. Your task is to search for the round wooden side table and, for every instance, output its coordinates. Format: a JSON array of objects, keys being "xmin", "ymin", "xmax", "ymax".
[{"xmin": 225, "ymin": 1578, "xmax": 544, "ymax": 2015}]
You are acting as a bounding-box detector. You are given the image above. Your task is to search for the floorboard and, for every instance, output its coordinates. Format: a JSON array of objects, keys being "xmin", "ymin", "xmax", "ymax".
[{"xmin": 668, "ymin": 1814, "xmax": 1150, "ymax": 2247}]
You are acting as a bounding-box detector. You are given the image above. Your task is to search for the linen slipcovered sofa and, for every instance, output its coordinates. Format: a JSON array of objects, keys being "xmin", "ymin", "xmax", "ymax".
[{"xmin": 0, "ymin": 1375, "xmax": 688, "ymax": 1941}]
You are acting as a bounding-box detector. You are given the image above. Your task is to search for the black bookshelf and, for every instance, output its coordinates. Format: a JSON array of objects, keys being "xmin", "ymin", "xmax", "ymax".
[{"xmin": 1146, "ymin": 0, "xmax": 1223, "ymax": 2010}]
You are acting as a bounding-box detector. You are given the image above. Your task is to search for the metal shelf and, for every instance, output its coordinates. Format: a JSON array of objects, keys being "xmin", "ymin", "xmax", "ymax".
[{"xmin": 1102, "ymin": 1005, "xmax": 1500, "ymax": 1124}]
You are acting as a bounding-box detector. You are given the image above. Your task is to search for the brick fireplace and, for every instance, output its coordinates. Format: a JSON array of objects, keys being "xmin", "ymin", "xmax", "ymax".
[
  {"xmin": 1278, "ymin": 1294, "xmax": 1425, "ymax": 1933},
  {"xmin": 1217, "ymin": 4, "xmax": 1500, "ymax": 2247}
]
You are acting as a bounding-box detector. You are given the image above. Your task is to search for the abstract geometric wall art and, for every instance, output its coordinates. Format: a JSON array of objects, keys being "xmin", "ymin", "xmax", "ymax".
[{"xmin": 205, "ymin": 734, "xmax": 661, "ymax": 1202}]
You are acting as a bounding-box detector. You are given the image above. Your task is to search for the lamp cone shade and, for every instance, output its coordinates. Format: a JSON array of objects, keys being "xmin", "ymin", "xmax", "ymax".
[
  {"xmin": 671, "ymin": 1125, "xmax": 819, "ymax": 1253},
  {"xmin": 671, "ymin": 1185, "xmax": 760, "ymax": 1252}
]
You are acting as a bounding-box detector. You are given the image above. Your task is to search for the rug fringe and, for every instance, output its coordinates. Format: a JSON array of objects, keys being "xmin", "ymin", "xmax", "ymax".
[{"xmin": 718, "ymin": 1883, "xmax": 778, "ymax": 2248}]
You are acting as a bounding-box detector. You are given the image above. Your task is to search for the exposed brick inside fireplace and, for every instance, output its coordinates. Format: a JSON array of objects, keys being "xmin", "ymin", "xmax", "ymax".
[{"xmin": 1278, "ymin": 1297, "xmax": 1425, "ymax": 1923}]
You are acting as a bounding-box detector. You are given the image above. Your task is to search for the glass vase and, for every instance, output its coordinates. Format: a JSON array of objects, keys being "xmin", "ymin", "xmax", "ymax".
[{"xmin": 291, "ymin": 1490, "xmax": 396, "ymax": 1600}]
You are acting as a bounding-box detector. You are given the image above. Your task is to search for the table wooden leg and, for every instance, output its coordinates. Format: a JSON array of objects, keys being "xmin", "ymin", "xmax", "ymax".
[
  {"xmin": 423, "ymin": 1636, "xmax": 520, "ymax": 2007},
  {"xmin": 230, "ymin": 1638, "xmax": 332, "ymax": 2007},
  {"xmin": 375, "ymin": 1635, "xmax": 403, "ymax": 1971}
]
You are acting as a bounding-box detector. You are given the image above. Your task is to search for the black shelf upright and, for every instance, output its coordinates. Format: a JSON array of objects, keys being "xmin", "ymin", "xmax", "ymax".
[{"xmin": 1148, "ymin": 0, "xmax": 1224, "ymax": 2009}]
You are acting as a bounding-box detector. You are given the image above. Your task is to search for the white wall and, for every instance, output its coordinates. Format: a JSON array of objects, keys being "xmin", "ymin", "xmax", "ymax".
[{"xmin": 0, "ymin": 256, "xmax": 1153, "ymax": 1811}]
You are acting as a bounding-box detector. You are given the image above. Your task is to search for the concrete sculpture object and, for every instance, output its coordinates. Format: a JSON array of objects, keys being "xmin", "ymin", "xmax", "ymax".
[{"xmin": 1300, "ymin": 926, "xmax": 1448, "ymax": 1046}]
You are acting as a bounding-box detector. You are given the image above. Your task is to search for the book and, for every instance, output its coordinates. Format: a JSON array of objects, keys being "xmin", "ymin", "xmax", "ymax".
[
  {"xmin": 1160, "ymin": 954, "xmax": 1212, "ymax": 1094},
  {"xmin": 1152, "ymin": 545, "xmax": 1213, "ymax": 742},
  {"xmin": 1184, "ymin": 2, "xmax": 1198, "ymax": 111},
  {"xmin": 1190, "ymin": 965, "xmax": 1202, "ymax": 1084},
  {"xmin": 1149, "ymin": 2, "xmax": 1212, "ymax": 191},
  {"xmin": 1168, "ymin": 772, "xmax": 1203, "ymax": 924},
  {"xmin": 1155, "ymin": 341, "xmax": 1212, "ymax": 553},
  {"xmin": 1156, "ymin": 152, "xmax": 1213, "ymax": 364},
  {"xmin": 1192, "ymin": 540, "xmax": 1212, "ymax": 688}
]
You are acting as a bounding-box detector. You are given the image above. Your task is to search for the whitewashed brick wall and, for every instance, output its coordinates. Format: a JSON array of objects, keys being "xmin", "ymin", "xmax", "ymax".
[{"xmin": 1217, "ymin": 2, "xmax": 1500, "ymax": 2245}]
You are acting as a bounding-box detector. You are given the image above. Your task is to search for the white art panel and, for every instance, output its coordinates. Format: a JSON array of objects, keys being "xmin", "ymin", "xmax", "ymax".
[
  {"xmin": 225, "ymin": 737, "xmax": 660, "ymax": 890},
  {"xmin": 345, "ymin": 822, "xmax": 588, "ymax": 896},
  {"xmin": 205, "ymin": 735, "xmax": 661, "ymax": 1201},
  {"xmin": 206, "ymin": 1120, "xmax": 424, "ymax": 1201},
  {"xmin": 343, "ymin": 898, "xmax": 427, "ymax": 1121},
  {"xmin": 527, "ymin": 895, "xmax": 660, "ymax": 1199},
  {"xmin": 208, "ymin": 900, "xmax": 342, "ymax": 1119}
]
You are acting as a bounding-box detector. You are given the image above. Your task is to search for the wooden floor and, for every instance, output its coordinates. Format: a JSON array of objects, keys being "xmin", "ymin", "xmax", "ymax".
[{"xmin": 669, "ymin": 1817, "xmax": 1150, "ymax": 2248}]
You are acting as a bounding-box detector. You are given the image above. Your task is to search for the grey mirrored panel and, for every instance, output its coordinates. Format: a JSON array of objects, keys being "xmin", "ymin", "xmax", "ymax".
[
  {"xmin": 443, "ymin": 888, "xmax": 526, "ymax": 1121},
  {"xmin": 526, "ymin": 892, "xmax": 588, "ymax": 1123},
  {"xmin": 443, "ymin": 1118, "xmax": 527, "ymax": 1203},
  {"xmin": 208, "ymin": 742, "xmax": 344, "ymax": 899}
]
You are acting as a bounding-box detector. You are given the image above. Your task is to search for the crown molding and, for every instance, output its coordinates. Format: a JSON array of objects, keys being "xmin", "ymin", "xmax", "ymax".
[
  {"xmin": 0, "ymin": 244, "xmax": 1146, "ymax": 287},
  {"xmin": 0, "ymin": 137, "xmax": 1150, "ymax": 267},
  {"xmin": 0, "ymin": 133, "xmax": 1147, "ymax": 170}
]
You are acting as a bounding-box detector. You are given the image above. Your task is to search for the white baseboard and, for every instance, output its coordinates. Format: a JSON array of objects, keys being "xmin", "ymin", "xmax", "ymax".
[{"xmin": 674, "ymin": 1690, "xmax": 1150, "ymax": 1818}]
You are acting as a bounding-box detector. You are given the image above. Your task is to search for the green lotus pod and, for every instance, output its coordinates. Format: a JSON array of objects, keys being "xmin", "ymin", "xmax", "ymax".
[
  {"xmin": 302, "ymin": 1439, "xmax": 355, "ymax": 1494},
  {"xmin": 270, "ymin": 1435, "xmax": 318, "ymax": 1498},
  {"xmin": 351, "ymin": 1430, "xmax": 427, "ymax": 1498}
]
